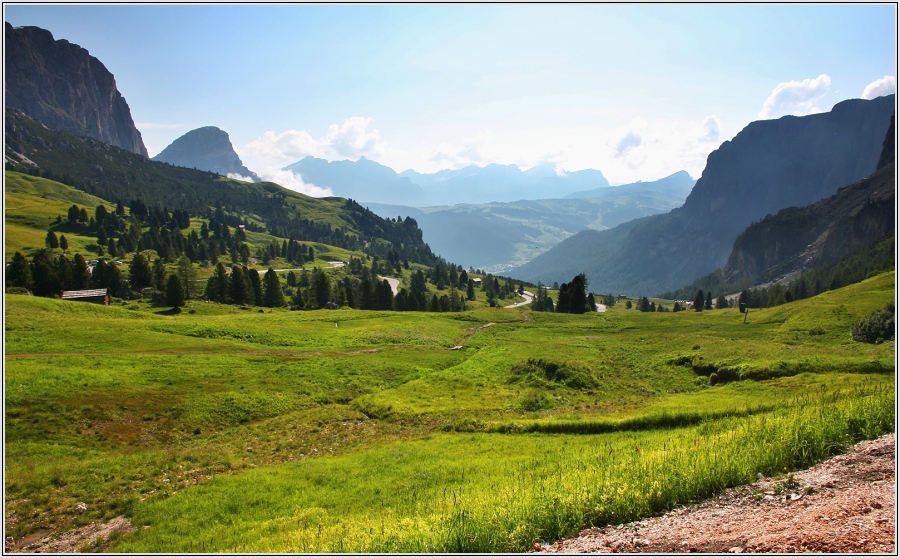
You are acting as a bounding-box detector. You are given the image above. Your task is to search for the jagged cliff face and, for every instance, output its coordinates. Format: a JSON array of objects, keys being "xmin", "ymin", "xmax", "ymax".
[
  {"xmin": 4, "ymin": 23, "xmax": 148, "ymax": 157},
  {"xmin": 152, "ymin": 126, "xmax": 259, "ymax": 181},
  {"xmin": 724, "ymin": 112, "xmax": 896, "ymax": 283}
]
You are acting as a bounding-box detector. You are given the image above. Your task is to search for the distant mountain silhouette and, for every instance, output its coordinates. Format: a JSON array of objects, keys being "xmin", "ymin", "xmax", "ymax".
[
  {"xmin": 4, "ymin": 23, "xmax": 148, "ymax": 156},
  {"xmin": 284, "ymin": 157, "xmax": 611, "ymax": 206},
  {"xmin": 153, "ymin": 126, "xmax": 260, "ymax": 181},
  {"xmin": 564, "ymin": 170, "xmax": 695, "ymax": 200},
  {"xmin": 285, "ymin": 156, "xmax": 422, "ymax": 205},
  {"xmin": 512, "ymin": 95, "xmax": 896, "ymax": 295}
]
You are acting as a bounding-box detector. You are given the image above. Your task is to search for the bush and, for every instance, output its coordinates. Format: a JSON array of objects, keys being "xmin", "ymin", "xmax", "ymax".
[
  {"xmin": 851, "ymin": 303, "xmax": 895, "ymax": 343},
  {"xmin": 508, "ymin": 358, "xmax": 598, "ymax": 390}
]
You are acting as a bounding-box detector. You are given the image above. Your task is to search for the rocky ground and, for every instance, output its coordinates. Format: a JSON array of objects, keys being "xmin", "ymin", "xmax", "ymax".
[{"xmin": 540, "ymin": 433, "xmax": 895, "ymax": 554}]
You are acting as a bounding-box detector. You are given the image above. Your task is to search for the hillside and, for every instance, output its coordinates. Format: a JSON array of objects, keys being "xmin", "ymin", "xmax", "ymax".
[
  {"xmin": 662, "ymin": 113, "xmax": 895, "ymax": 303},
  {"xmin": 152, "ymin": 126, "xmax": 260, "ymax": 182},
  {"xmin": 4, "ymin": 23, "xmax": 147, "ymax": 156},
  {"xmin": 4, "ymin": 108, "xmax": 439, "ymax": 265},
  {"xmin": 512, "ymin": 95, "xmax": 895, "ymax": 295},
  {"xmin": 366, "ymin": 180, "xmax": 689, "ymax": 272}
]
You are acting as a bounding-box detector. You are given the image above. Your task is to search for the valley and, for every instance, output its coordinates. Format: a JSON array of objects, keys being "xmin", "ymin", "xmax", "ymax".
[{"xmin": 3, "ymin": 11, "xmax": 896, "ymax": 555}]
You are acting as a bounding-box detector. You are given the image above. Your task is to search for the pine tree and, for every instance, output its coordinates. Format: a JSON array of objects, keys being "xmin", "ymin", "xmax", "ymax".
[
  {"xmin": 715, "ymin": 294, "xmax": 729, "ymax": 310},
  {"xmin": 166, "ymin": 274, "xmax": 185, "ymax": 307},
  {"xmin": 248, "ymin": 268, "xmax": 263, "ymax": 305},
  {"xmin": 152, "ymin": 258, "xmax": 167, "ymax": 290},
  {"xmin": 229, "ymin": 266, "xmax": 248, "ymax": 305},
  {"xmin": 6, "ymin": 251, "xmax": 33, "ymax": 290},
  {"xmin": 263, "ymin": 268, "xmax": 285, "ymax": 307},
  {"xmin": 176, "ymin": 256, "xmax": 196, "ymax": 300},
  {"xmin": 694, "ymin": 290, "xmax": 705, "ymax": 312},
  {"xmin": 70, "ymin": 253, "xmax": 90, "ymax": 290},
  {"xmin": 704, "ymin": 291, "xmax": 713, "ymax": 311},
  {"xmin": 45, "ymin": 230, "xmax": 59, "ymax": 249},
  {"xmin": 129, "ymin": 253, "xmax": 153, "ymax": 290}
]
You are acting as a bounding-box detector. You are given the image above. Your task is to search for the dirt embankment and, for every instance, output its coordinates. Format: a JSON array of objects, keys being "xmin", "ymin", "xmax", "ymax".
[{"xmin": 541, "ymin": 434, "xmax": 896, "ymax": 554}]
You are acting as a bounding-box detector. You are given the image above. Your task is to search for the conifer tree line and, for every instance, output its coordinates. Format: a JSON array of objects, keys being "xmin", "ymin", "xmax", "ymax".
[{"xmin": 660, "ymin": 236, "xmax": 894, "ymax": 309}]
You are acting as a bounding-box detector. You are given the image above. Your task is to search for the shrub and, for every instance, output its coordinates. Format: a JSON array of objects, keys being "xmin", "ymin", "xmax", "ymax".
[
  {"xmin": 508, "ymin": 358, "xmax": 598, "ymax": 390},
  {"xmin": 851, "ymin": 303, "xmax": 895, "ymax": 343}
]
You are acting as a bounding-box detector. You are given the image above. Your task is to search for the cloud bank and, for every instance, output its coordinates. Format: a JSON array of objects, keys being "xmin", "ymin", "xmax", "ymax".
[
  {"xmin": 256, "ymin": 167, "xmax": 333, "ymax": 197},
  {"xmin": 862, "ymin": 75, "xmax": 896, "ymax": 100},
  {"xmin": 242, "ymin": 117, "xmax": 387, "ymax": 167},
  {"xmin": 758, "ymin": 74, "xmax": 831, "ymax": 119}
]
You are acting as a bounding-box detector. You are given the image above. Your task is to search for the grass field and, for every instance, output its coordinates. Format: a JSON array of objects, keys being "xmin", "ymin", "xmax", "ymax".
[{"xmin": 4, "ymin": 269, "xmax": 894, "ymax": 552}]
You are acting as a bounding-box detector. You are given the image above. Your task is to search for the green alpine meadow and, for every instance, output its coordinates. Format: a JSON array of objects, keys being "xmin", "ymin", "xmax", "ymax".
[{"xmin": 5, "ymin": 270, "xmax": 894, "ymax": 552}]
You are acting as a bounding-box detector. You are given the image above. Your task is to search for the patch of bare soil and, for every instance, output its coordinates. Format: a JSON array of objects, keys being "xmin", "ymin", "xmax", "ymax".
[
  {"xmin": 541, "ymin": 434, "xmax": 895, "ymax": 554},
  {"xmin": 7, "ymin": 516, "xmax": 135, "ymax": 553}
]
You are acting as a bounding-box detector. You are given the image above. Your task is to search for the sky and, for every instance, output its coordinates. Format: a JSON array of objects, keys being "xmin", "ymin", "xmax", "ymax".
[{"xmin": 4, "ymin": 4, "xmax": 897, "ymax": 193}]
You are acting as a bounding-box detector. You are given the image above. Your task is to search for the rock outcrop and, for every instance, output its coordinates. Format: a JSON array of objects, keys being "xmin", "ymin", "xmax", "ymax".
[
  {"xmin": 722, "ymin": 112, "xmax": 895, "ymax": 283},
  {"xmin": 4, "ymin": 23, "xmax": 148, "ymax": 157},
  {"xmin": 152, "ymin": 126, "xmax": 259, "ymax": 181}
]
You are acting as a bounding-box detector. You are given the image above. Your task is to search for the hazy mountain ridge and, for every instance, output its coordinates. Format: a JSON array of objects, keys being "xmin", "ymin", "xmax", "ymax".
[
  {"xmin": 4, "ymin": 22, "xmax": 148, "ymax": 157},
  {"xmin": 285, "ymin": 156, "xmax": 613, "ymax": 206},
  {"xmin": 364, "ymin": 174, "xmax": 692, "ymax": 271},
  {"xmin": 511, "ymin": 95, "xmax": 896, "ymax": 295},
  {"xmin": 564, "ymin": 170, "xmax": 694, "ymax": 200},
  {"xmin": 152, "ymin": 126, "xmax": 260, "ymax": 182}
]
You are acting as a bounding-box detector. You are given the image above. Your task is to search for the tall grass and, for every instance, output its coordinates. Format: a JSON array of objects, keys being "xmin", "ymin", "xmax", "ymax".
[{"xmin": 115, "ymin": 383, "xmax": 893, "ymax": 553}]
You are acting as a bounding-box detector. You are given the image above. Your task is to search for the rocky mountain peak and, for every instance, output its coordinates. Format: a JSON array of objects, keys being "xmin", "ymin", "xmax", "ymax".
[
  {"xmin": 4, "ymin": 23, "xmax": 148, "ymax": 157},
  {"xmin": 152, "ymin": 126, "xmax": 259, "ymax": 181}
]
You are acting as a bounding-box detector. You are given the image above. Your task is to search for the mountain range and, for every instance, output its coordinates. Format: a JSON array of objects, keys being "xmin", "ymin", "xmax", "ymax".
[
  {"xmin": 511, "ymin": 95, "xmax": 896, "ymax": 295},
  {"xmin": 363, "ymin": 171, "xmax": 694, "ymax": 271},
  {"xmin": 4, "ymin": 22, "xmax": 148, "ymax": 157},
  {"xmin": 284, "ymin": 156, "xmax": 615, "ymax": 207}
]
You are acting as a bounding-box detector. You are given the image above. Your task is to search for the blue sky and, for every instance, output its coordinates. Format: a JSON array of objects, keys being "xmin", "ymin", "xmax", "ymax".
[{"xmin": 4, "ymin": 4, "xmax": 897, "ymax": 191}]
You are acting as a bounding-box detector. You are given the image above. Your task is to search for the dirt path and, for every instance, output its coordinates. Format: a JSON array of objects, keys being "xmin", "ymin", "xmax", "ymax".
[
  {"xmin": 540, "ymin": 433, "xmax": 895, "ymax": 554},
  {"xmin": 505, "ymin": 291, "xmax": 534, "ymax": 309}
]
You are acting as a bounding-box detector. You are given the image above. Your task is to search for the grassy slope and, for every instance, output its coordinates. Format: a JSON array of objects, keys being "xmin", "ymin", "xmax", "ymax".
[
  {"xmin": 4, "ymin": 171, "xmax": 361, "ymax": 273},
  {"xmin": 5, "ymin": 172, "xmax": 114, "ymax": 256},
  {"xmin": 4, "ymin": 271, "xmax": 894, "ymax": 551}
]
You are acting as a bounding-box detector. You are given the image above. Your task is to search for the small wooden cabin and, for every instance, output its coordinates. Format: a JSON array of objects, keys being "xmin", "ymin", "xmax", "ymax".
[{"xmin": 61, "ymin": 288, "xmax": 109, "ymax": 305}]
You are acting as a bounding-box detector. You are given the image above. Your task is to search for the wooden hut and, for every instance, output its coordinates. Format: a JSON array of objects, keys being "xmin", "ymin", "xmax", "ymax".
[{"xmin": 61, "ymin": 288, "xmax": 109, "ymax": 305}]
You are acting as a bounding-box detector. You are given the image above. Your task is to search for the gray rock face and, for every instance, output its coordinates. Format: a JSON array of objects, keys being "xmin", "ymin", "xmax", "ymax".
[
  {"xmin": 152, "ymin": 126, "xmax": 259, "ymax": 181},
  {"xmin": 4, "ymin": 23, "xmax": 148, "ymax": 157}
]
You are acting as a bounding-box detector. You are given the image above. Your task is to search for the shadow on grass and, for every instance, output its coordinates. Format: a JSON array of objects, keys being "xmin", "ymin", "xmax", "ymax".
[{"xmin": 155, "ymin": 307, "xmax": 183, "ymax": 316}]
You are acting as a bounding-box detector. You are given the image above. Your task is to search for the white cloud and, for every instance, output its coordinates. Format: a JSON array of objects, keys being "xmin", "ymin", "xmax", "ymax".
[
  {"xmin": 574, "ymin": 115, "xmax": 726, "ymax": 184},
  {"xmin": 699, "ymin": 115, "xmax": 721, "ymax": 143},
  {"xmin": 613, "ymin": 132, "xmax": 642, "ymax": 157},
  {"xmin": 256, "ymin": 167, "xmax": 334, "ymax": 198},
  {"xmin": 862, "ymin": 75, "xmax": 896, "ymax": 99},
  {"xmin": 226, "ymin": 173, "xmax": 255, "ymax": 182},
  {"xmin": 758, "ymin": 74, "xmax": 831, "ymax": 119},
  {"xmin": 241, "ymin": 117, "xmax": 388, "ymax": 170},
  {"xmin": 427, "ymin": 130, "xmax": 492, "ymax": 168},
  {"xmin": 325, "ymin": 117, "xmax": 386, "ymax": 159}
]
